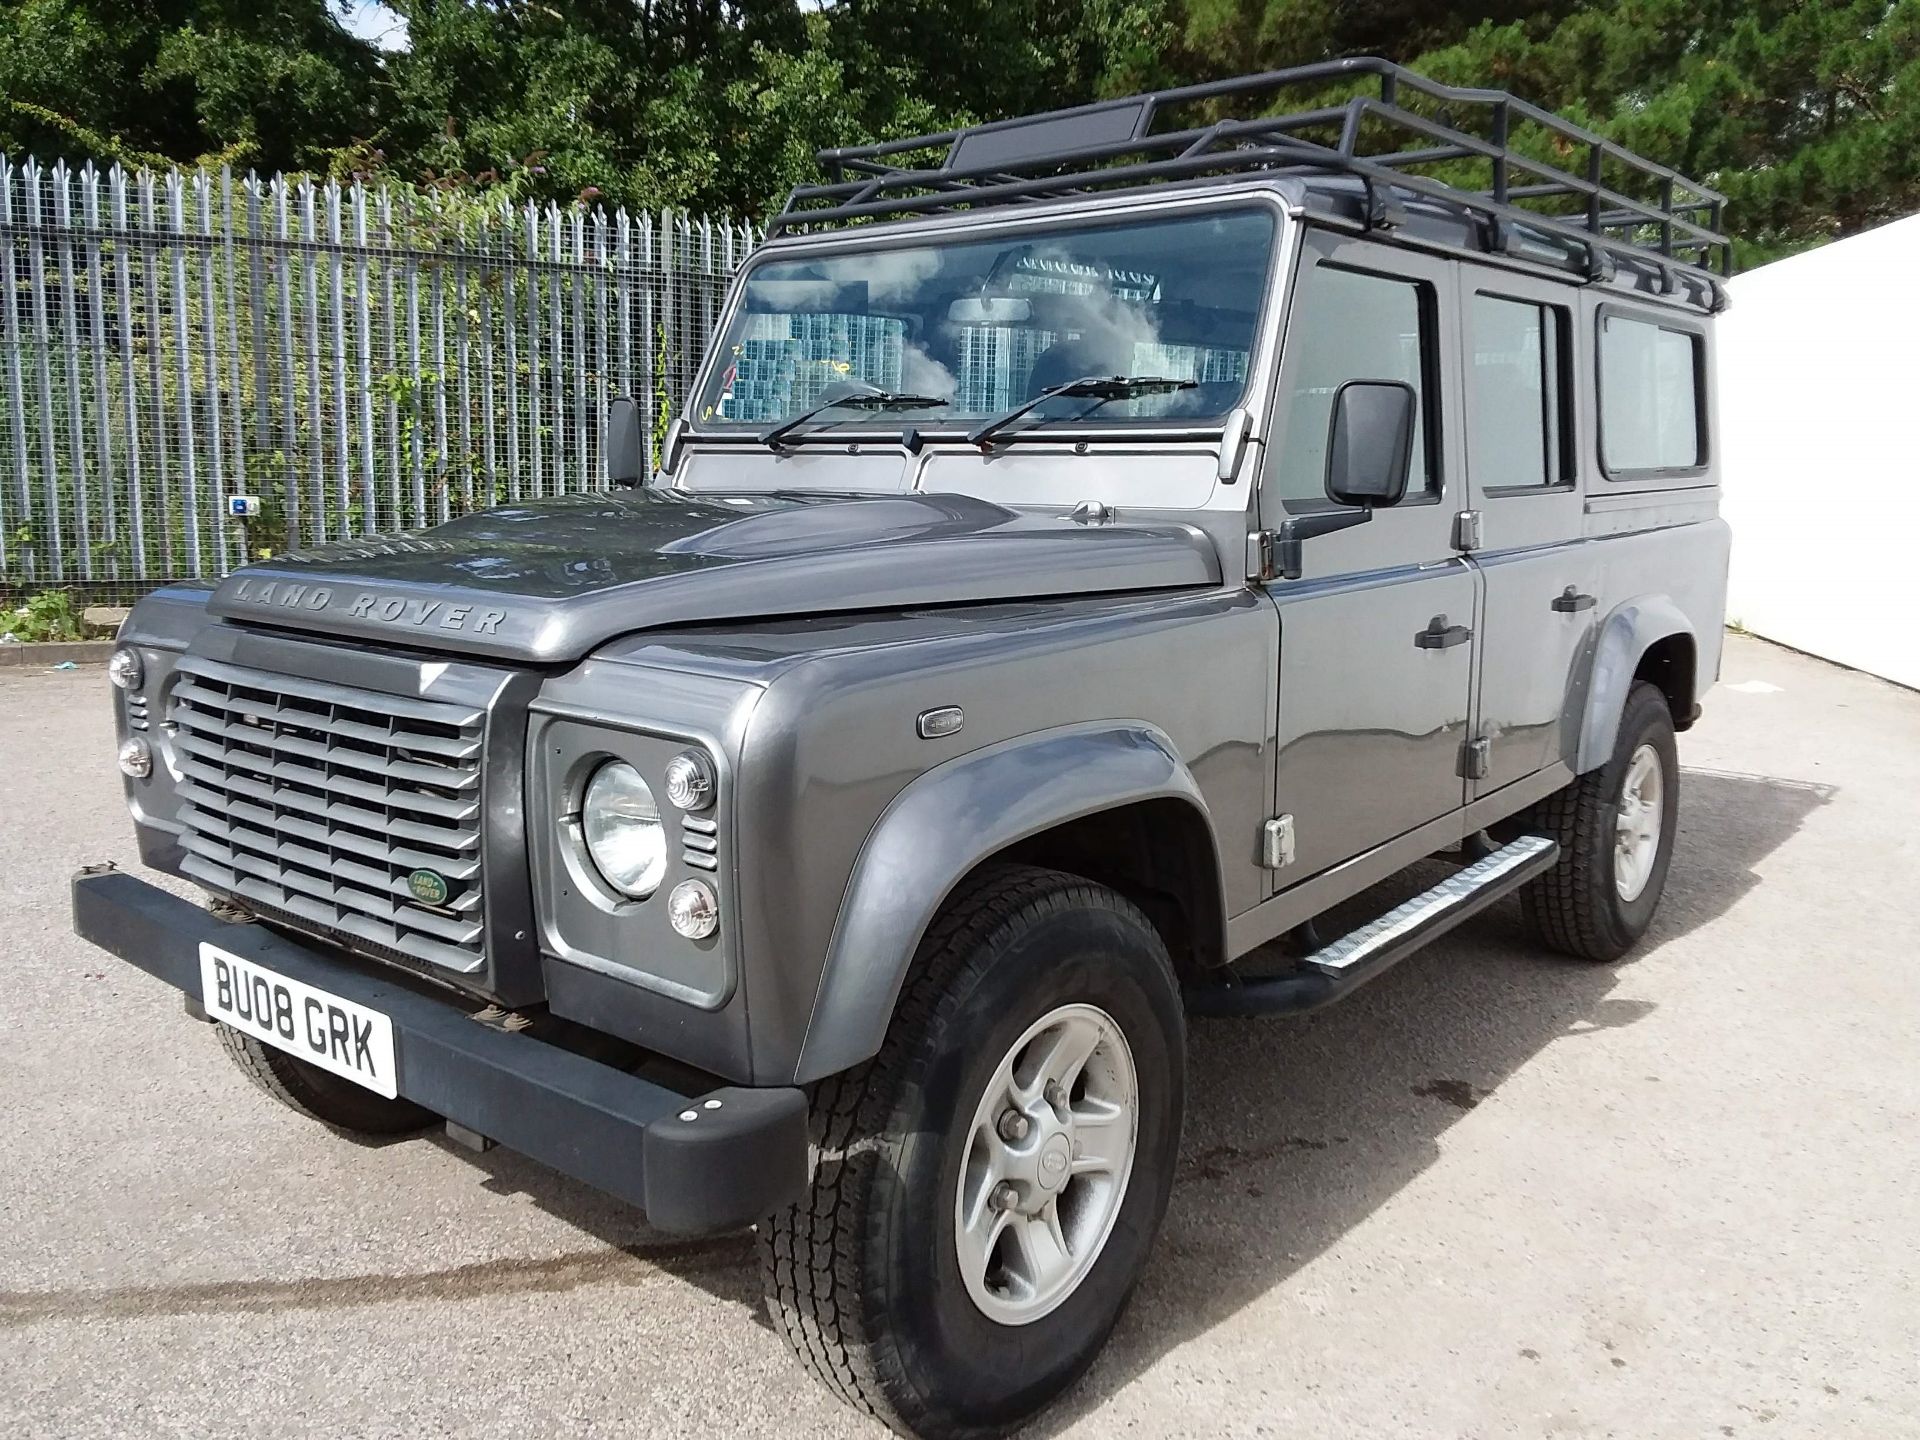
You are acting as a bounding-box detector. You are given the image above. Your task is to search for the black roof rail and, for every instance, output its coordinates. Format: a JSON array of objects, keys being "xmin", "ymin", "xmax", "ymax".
[{"xmin": 770, "ymin": 56, "xmax": 1731, "ymax": 282}]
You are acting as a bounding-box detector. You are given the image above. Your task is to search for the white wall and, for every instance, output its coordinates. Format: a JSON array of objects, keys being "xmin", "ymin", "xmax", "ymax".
[{"xmin": 1720, "ymin": 215, "xmax": 1920, "ymax": 690}]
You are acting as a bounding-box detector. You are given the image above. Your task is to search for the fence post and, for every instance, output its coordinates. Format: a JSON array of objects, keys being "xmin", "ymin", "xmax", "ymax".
[
  {"xmin": 24, "ymin": 159, "xmax": 68, "ymax": 579},
  {"xmin": 403, "ymin": 187, "xmax": 427, "ymax": 524},
  {"xmin": 81, "ymin": 162, "xmax": 119, "ymax": 580},
  {"xmin": 109, "ymin": 164, "xmax": 147, "ymax": 579},
  {"xmin": 271, "ymin": 175, "xmax": 301, "ymax": 548},
  {"xmin": 453, "ymin": 207, "xmax": 474, "ymax": 516},
  {"xmin": 0, "ymin": 159, "xmax": 28, "ymax": 581},
  {"xmin": 53, "ymin": 161, "xmax": 95, "ymax": 578},
  {"xmin": 326, "ymin": 181, "xmax": 350, "ymax": 540},
  {"xmin": 166, "ymin": 171, "xmax": 203, "ymax": 576},
  {"xmin": 351, "ymin": 180, "xmax": 376, "ymax": 536},
  {"xmin": 221, "ymin": 167, "xmax": 247, "ymax": 569},
  {"xmin": 298, "ymin": 178, "xmax": 325, "ymax": 545},
  {"xmin": 195, "ymin": 170, "xmax": 230, "ymax": 575},
  {"xmin": 429, "ymin": 193, "xmax": 449, "ymax": 524}
]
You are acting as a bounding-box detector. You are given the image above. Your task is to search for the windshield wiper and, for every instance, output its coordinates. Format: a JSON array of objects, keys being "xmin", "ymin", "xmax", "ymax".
[
  {"xmin": 965, "ymin": 374, "xmax": 1198, "ymax": 449},
  {"xmin": 761, "ymin": 388, "xmax": 950, "ymax": 449}
]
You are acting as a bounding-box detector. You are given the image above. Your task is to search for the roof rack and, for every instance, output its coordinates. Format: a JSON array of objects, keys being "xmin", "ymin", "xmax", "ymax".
[{"xmin": 770, "ymin": 56, "xmax": 1731, "ymax": 284}]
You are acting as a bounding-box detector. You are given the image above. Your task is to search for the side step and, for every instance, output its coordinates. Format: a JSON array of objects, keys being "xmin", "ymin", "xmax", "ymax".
[{"xmin": 1187, "ymin": 834, "xmax": 1559, "ymax": 1018}]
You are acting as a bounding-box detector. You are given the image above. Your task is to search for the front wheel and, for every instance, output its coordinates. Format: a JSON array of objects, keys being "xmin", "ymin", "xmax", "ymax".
[
  {"xmin": 1519, "ymin": 680, "xmax": 1680, "ymax": 961},
  {"xmin": 216, "ymin": 1023, "xmax": 436, "ymax": 1137},
  {"xmin": 761, "ymin": 865, "xmax": 1185, "ymax": 1439}
]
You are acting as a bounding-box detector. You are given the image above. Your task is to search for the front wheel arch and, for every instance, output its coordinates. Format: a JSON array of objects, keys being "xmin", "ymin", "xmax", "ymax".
[{"xmin": 791, "ymin": 724, "xmax": 1223, "ymax": 1085}]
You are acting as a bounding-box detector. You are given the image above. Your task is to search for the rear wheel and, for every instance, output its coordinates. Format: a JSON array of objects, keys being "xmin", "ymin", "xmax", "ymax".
[
  {"xmin": 216, "ymin": 1024, "xmax": 435, "ymax": 1136},
  {"xmin": 1519, "ymin": 680, "xmax": 1679, "ymax": 961},
  {"xmin": 761, "ymin": 864, "xmax": 1185, "ymax": 1439}
]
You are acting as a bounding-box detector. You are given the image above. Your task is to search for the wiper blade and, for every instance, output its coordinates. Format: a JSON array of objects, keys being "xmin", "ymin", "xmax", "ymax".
[
  {"xmin": 761, "ymin": 388, "xmax": 950, "ymax": 449},
  {"xmin": 965, "ymin": 374, "xmax": 1198, "ymax": 449}
]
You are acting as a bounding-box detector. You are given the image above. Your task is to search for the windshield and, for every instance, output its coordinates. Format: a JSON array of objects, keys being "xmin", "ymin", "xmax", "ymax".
[{"xmin": 693, "ymin": 205, "xmax": 1277, "ymax": 433}]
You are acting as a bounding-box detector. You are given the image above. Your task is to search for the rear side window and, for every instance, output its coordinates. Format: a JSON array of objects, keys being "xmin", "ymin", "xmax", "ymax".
[
  {"xmin": 1470, "ymin": 294, "xmax": 1570, "ymax": 490},
  {"xmin": 1272, "ymin": 265, "xmax": 1435, "ymax": 503},
  {"xmin": 1600, "ymin": 314, "xmax": 1704, "ymax": 474}
]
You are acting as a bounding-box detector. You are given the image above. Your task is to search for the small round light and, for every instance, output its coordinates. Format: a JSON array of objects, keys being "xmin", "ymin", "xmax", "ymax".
[
  {"xmin": 667, "ymin": 879, "xmax": 720, "ymax": 940},
  {"xmin": 117, "ymin": 737, "xmax": 152, "ymax": 778},
  {"xmin": 107, "ymin": 646, "xmax": 143, "ymax": 691},
  {"xmin": 663, "ymin": 751, "xmax": 715, "ymax": 811},
  {"xmin": 580, "ymin": 761, "xmax": 669, "ymax": 898}
]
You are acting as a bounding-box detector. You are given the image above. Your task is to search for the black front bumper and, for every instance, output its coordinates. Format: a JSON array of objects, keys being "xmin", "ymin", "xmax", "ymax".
[{"xmin": 72, "ymin": 869, "xmax": 809, "ymax": 1236}]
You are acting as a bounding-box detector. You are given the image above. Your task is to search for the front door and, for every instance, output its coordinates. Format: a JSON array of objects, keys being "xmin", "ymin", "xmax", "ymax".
[
  {"xmin": 1456, "ymin": 271, "xmax": 1595, "ymax": 796},
  {"xmin": 1261, "ymin": 232, "xmax": 1475, "ymax": 890}
]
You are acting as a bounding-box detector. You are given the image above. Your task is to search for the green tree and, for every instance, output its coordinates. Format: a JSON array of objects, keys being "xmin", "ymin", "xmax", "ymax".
[
  {"xmin": 0, "ymin": 0, "xmax": 380, "ymax": 171},
  {"xmin": 0, "ymin": 0, "xmax": 1913, "ymax": 262}
]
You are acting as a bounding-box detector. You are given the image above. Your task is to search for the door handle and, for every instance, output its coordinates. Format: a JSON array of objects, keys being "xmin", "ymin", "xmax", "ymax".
[
  {"xmin": 1415, "ymin": 615, "xmax": 1472, "ymax": 650},
  {"xmin": 1551, "ymin": 587, "xmax": 1597, "ymax": 614}
]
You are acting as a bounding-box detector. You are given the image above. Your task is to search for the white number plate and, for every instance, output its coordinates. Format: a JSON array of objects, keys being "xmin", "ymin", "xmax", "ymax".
[{"xmin": 199, "ymin": 943, "xmax": 399, "ymax": 1099}]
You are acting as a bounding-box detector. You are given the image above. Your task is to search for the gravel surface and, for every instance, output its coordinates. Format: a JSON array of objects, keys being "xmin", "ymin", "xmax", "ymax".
[{"xmin": 3, "ymin": 634, "xmax": 1915, "ymax": 1439}]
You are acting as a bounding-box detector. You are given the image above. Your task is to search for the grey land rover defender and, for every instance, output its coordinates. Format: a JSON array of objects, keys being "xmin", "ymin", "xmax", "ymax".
[{"xmin": 76, "ymin": 58, "xmax": 1730, "ymax": 1439}]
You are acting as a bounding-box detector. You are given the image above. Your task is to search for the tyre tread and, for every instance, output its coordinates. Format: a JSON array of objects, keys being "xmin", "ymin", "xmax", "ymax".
[
  {"xmin": 1519, "ymin": 681, "xmax": 1673, "ymax": 962},
  {"xmin": 760, "ymin": 864, "xmax": 1147, "ymax": 1439}
]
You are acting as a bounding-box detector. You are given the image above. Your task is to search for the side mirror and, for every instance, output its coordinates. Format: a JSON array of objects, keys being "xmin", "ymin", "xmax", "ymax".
[
  {"xmin": 605, "ymin": 395, "xmax": 645, "ymax": 488},
  {"xmin": 1325, "ymin": 379, "xmax": 1416, "ymax": 508}
]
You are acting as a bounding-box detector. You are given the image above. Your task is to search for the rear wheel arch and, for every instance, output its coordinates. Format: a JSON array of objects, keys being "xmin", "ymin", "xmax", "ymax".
[
  {"xmin": 1635, "ymin": 631, "xmax": 1698, "ymax": 732},
  {"xmin": 1576, "ymin": 596, "xmax": 1699, "ymax": 773}
]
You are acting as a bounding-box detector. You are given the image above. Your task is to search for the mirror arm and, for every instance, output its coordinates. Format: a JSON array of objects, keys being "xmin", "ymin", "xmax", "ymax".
[{"xmin": 1275, "ymin": 507, "xmax": 1372, "ymax": 580}]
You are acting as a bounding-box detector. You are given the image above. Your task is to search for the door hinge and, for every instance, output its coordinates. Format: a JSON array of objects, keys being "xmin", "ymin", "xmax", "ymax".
[
  {"xmin": 1261, "ymin": 815, "xmax": 1296, "ymax": 869},
  {"xmin": 1454, "ymin": 510, "xmax": 1483, "ymax": 551},
  {"xmin": 1458, "ymin": 737, "xmax": 1491, "ymax": 780},
  {"xmin": 1246, "ymin": 529, "xmax": 1277, "ymax": 582}
]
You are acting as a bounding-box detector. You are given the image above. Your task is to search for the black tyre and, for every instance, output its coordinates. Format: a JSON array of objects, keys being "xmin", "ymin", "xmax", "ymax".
[
  {"xmin": 761, "ymin": 864, "xmax": 1186, "ymax": 1439},
  {"xmin": 216, "ymin": 1023, "xmax": 436, "ymax": 1137},
  {"xmin": 1519, "ymin": 680, "xmax": 1679, "ymax": 961}
]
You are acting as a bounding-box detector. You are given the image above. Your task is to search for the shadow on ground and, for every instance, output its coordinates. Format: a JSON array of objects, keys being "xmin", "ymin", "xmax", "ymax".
[
  {"xmin": 0, "ymin": 769, "xmax": 1828, "ymax": 1414},
  {"xmin": 455, "ymin": 766, "xmax": 1835, "ymax": 1427}
]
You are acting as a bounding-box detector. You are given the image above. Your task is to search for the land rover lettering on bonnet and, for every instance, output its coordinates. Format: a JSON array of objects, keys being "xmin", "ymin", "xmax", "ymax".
[
  {"xmin": 225, "ymin": 578, "xmax": 508, "ymax": 634},
  {"xmin": 74, "ymin": 57, "xmax": 1730, "ymax": 1439}
]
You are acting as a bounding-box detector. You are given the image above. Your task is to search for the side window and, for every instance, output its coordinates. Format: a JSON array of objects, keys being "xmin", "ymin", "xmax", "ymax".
[
  {"xmin": 1600, "ymin": 314, "xmax": 1704, "ymax": 474},
  {"xmin": 1469, "ymin": 293, "xmax": 1570, "ymax": 490},
  {"xmin": 1272, "ymin": 264, "xmax": 1434, "ymax": 503}
]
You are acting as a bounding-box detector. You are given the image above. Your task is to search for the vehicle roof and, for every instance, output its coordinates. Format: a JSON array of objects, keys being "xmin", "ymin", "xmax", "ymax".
[{"xmin": 770, "ymin": 56, "xmax": 1729, "ymax": 315}]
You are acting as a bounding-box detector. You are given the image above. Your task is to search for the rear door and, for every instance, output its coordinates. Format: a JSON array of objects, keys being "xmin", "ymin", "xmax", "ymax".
[
  {"xmin": 1457, "ymin": 271, "xmax": 1594, "ymax": 795},
  {"xmin": 1261, "ymin": 230, "xmax": 1476, "ymax": 888}
]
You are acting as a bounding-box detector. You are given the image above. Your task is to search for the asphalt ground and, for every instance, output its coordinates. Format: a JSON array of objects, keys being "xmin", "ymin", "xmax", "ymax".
[{"xmin": 2, "ymin": 633, "xmax": 1916, "ymax": 1438}]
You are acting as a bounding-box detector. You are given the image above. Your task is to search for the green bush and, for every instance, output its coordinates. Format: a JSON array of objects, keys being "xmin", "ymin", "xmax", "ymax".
[{"xmin": 1, "ymin": 590, "xmax": 87, "ymax": 644}]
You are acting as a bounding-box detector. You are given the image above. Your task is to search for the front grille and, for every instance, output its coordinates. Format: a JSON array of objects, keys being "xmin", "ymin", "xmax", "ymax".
[{"xmin": 170, "ymin": 656, "xmax": 489, "ymax": 974}]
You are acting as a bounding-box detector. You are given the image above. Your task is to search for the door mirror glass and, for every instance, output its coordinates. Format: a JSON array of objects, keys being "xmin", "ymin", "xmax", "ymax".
[
  {"xmin": 605, "ymin": 395, "xmax": 645, "ymax": 487},
  {"xmin": 1325, "ymin": 379, "xmax": 1416, "ymax": 507}
]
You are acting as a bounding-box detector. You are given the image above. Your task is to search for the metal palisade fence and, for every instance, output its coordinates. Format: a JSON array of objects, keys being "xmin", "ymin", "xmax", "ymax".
[{"xmin": 0, "ymin": 155, "xmax": 758, "ymax": 602}]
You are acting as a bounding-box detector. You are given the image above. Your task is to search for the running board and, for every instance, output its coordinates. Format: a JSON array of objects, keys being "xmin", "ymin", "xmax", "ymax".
[{"xmin": 1187, "ymin": 834, "xmax": 1559, "ymax": 1018}]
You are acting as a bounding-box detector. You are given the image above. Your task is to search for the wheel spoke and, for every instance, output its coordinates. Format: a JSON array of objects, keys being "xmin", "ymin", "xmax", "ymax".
[
  {"xmin": 1003, "ymin": 1204, "xmax": 1073, "ymax": 1297},
  {"xmin": 1013, "ymin": 1021, "xmax": 1105, "ymax": 1113},
  {"xmin": 1070, "ymin": 1098, "xmax": 1131, "ymax": 1175},
  {"xmin": 957, "ymin": 1198, "xmax": 1013, "ymax": 1290}
]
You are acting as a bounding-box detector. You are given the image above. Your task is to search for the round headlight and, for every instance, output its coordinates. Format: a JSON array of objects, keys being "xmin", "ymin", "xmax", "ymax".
[
  {"xmin": 580, "ymin": 761, "xmax": 668, "ymax": 898},
  {"xmin": 663, "ymin": 751, "xmax": 715, "ymax": 811},
  {"xmin": 668, "ymin": 879, "xmax": 720, "ymax": 939},
  {"xmin": 107, "ymin": 646, "xmax": 143, "ymax": 691},
  {"xmin": 117, "ymin": 737, "xmax": 152, "ymax": 778}
]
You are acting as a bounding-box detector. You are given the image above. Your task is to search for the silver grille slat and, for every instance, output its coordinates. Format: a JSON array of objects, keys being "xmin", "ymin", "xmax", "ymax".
[{"xmin": 170, "ymin": 657, "xmax": 488, "ymax": 975}]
